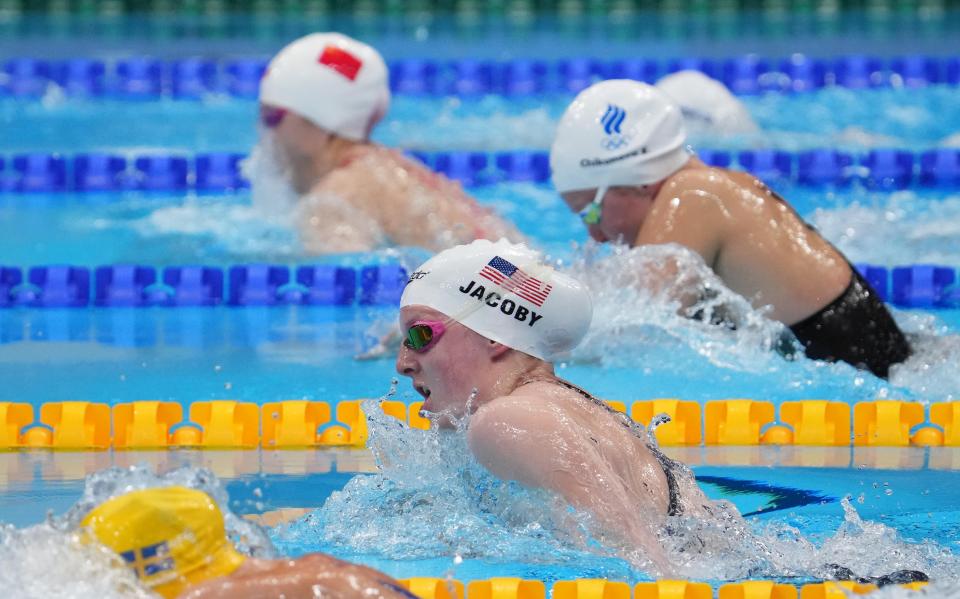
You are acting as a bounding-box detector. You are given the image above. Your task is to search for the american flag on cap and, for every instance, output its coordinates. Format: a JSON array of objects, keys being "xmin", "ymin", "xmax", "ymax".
[
  {"xmin": 318, "ymin": 46, "xmax": 363, "ymax": 81},
  {"xmin": 479, "ymin": 256, "xmax": 553, "ymax": 307}
]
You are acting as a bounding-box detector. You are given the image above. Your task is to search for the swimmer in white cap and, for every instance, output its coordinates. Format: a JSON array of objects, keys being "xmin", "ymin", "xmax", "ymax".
[
  {"xmin": 256, "ymin": 32, "xmax": 521, "ymax": 253},
  {"xmin": 654, "ymin": 70, "xmax": 758, "ymax": 136},
  {"xmin": 394, "ymin": 240, "xmax": 931, "ymax": 584},
  {"xmin": 550, "ymin": 80, "xmax": 910, "ymax": 379},
  {"xmin": 396, "ymin": 239, "xmax": 714, "ymax": 574}
]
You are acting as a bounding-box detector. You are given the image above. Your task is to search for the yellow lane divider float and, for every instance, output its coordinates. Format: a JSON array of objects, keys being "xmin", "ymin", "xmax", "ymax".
[
  {"xmin": 396, "ymin": 578, "xmax": 926, "ymax": 599},
  {"xmin": 0, "ymin": 399, "xmax": 958, "ymax": 450}
]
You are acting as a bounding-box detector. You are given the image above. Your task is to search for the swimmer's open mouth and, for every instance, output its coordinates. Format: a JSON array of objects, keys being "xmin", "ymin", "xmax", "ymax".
[{"xmin": 415, "ymin": 385, "xmax": 431, "ymax": 399}]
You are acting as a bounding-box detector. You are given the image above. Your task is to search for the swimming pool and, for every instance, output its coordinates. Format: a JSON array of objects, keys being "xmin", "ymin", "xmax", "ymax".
[{"xmin": 4, "ymin": 6, "xmax": 960, "ymax": 597}]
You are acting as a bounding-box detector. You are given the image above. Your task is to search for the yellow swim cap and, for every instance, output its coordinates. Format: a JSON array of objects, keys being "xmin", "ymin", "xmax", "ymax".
[{"xmin": 80, "ymin": 486, "xmax": 247, "ymax": 599}]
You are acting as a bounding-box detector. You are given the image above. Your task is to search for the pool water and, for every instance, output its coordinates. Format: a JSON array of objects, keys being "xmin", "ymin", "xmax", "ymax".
[
  {"xmin": 3, "ymin": 85, "xmax": 960, "ymax": 154},
  {"xmin": 4, "ymin": 440, "xmax": 960, "ymax": 587},
  {"xmin": 4, "ymin": 9, "xmax": 960, "ymax": 598}
]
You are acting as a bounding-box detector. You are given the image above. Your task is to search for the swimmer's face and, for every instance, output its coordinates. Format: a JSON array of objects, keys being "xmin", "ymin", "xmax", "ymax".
[
  {"xmin": 259, "ymin": 104, "xmax": 333, "ymax": 194},
  {"xmin": 562, "ymin": 184, "xmax": 661, "ymax": 246},
  {"xmin": 396, "ymin": 305, "xmax": 493, "ymax": 428}
]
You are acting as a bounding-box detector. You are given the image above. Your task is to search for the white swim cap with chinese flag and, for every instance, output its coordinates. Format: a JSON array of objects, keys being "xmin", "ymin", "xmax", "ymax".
[
  {"xmin": 401, "ymin": 239, "xmax": 593, "ymax": 361},
  {"xmin": 259, "ymin": 32, "xmax": 390, "ymax": 141}
]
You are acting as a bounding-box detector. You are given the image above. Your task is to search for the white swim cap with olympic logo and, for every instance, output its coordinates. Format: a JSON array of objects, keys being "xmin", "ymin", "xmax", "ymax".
[
  {"xmin": 550, "ymin": 79, "xmax": 690, "ymax": 194},
  {"xmin": 401, "ymin": 239, "xmax": 593, "ymax": 361},
  {"xmin": 260, "ymin": 32, "xmax": 390, "ymax": 141}
]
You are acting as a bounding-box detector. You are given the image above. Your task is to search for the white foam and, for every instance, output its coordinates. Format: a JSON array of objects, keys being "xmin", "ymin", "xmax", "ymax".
[
  {"xmin": 0, "ymin": 523, "xmax": 155, "ymax": 599},
  {"xmin": 274, "ymin": 397, "xmax": 960, "ymax": 583},
  {"xmin": 810, "ymin": 192, "xmax": 960, "ymax": 266},
  {"xmin": 564, "ymin": 242, "xmax": 790, "ymax": 373}
]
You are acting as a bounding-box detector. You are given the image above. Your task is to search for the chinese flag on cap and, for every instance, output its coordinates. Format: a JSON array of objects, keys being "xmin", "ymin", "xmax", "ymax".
[{"xmin": 318, "ymin": 46, "xmax": 363, "ymax": 81}]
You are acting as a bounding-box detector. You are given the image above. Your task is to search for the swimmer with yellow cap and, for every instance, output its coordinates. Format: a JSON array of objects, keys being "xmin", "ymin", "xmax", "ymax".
[
  {"xmin": 550, "ymin": 80, "xmax": 910, "ymax": 379},
  {"xmin": 82, "ymin": 486, "xmax": 416, "ymax": 599},
  {"xmin": 396, "ymin": 239, "xmax": 716, "ymax": 575},
  {"xmin": 255, "ymin": 32, "xmax": 521, "ymax": 253}
]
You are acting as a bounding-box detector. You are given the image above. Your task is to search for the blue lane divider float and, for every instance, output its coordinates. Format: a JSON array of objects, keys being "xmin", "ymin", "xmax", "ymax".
[
  {"xmin": 0, "ymin": 152, "xmax": 249, "ymax": 193},
  {"xmin": 4, "ymin": 54, "xmax": 960, "ymax": 100},
  {"xmin": 1, "ymin": 264, "xmax": 404, "ymax": 309},
  {"xmin": 0, "ymin": 263, "xmax": 956, "ymax": 309},
  {"xmin": 3, "ymin": 148, "xmax": 960, "ymax": 193}
]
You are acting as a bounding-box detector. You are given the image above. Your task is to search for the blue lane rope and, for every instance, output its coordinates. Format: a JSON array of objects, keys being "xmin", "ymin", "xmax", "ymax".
[
  {"xmin": 2, "ymin": 54, "xmax": 959, "ymax": 100},
  {"xmin": 2, "ymin": 148, "xmax": 960, "ymax": 193},
  {"xmin": 0, "ymin": 263, "xmax": 957, "ymax": 310}
]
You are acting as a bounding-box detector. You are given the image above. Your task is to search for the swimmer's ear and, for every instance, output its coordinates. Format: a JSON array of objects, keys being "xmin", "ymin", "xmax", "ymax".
[{"xmin": 487, "ymin": 340, "xmax": 511, "ymax": 359}]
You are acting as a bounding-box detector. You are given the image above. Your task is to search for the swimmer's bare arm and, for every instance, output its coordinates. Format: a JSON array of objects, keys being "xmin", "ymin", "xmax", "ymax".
[
  {"xmin": 322, "ymin": 157, "xmax": 524, "ymax": 251},
  {"xmin": 178, "ymin": 553, "xmax": 416, "ymax": 599},
  {"xmin": 633, "ymin": 175, "xmax": 731, "ymax": 309},
  {"xmin": 301, "ymin": 169, "xmax": 385, "ymax": 253},
  {"xmin": 467, "ymin": 396, "xmax": 671, "ymax": 575}
]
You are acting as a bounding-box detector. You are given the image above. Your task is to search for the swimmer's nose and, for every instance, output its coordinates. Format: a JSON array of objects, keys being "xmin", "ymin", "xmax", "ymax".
[{"xmin": 395, "ymin": 344, "xmax": 420, "ymax": 377}]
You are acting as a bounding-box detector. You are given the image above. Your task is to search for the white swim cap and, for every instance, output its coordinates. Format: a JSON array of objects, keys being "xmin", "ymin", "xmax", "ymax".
[
  {"xmin": 655, "ymin": 70, "xmax": 758, "ymax": 136},
  {"xmin": 550, "ymin": 79, "xmax": 690, "ymax": 194},
  {"xmin": 259, "ymin": 32, "xmax": 390, "ymax": 141},
  {"xmin": 401, "ymin": 239, "xmax": 592, "ymax": 361}
]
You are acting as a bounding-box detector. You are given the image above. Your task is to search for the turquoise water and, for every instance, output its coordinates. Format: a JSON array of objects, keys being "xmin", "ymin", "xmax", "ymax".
[
  {"xmin": 2, "ymin": 183, "xmax": 960, "ymax": 265},
  {"xmin": 3, "ymin": 85, "xmax": 960, "ymax": 154},
  {"xmin": 3, "ymin": 451, "xmax": 959, "ymax": 585},
  {"xmin": 3, "ymin": 20, "xmax": 960, "ymax": 596}
]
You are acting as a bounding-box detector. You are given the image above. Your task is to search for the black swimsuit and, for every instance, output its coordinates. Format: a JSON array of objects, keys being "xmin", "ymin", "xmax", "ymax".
[
  {"xmin": 763, "ymin": 188, "xmax": 911, "ymax": 378},
  {"xmin": 525, "ymin": 377, "xmax": 684, "ymax": 516},
  {"xmin": 788, "ymin": 268, "xmax": 912, "ymax": 379}
]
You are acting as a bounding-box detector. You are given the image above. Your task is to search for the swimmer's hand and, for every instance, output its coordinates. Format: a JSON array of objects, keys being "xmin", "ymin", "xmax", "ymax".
[{"xmin": 356, "ymin": 327, "xmax": 402, "ymax": 360}]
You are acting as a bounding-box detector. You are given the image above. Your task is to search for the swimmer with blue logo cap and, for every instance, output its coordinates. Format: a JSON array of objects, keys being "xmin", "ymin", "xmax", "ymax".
[
  {"xmin": 396, "ymin": 239, "xmax": 720, "ymax": 574},
  {"xmin": 550, "ymin": 80, "xmax": 910, "ymax": 379},
  {"xmin": 256, "ymin": 32, "xmax": 521, "ymax": 253},
  {"xmin": 81, "ymin": 486, "xmax": 418, "ymax": 599}
]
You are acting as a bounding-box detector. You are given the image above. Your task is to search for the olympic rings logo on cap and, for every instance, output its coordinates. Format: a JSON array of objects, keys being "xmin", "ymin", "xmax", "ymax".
[{"xmin": 601, "ymin": 134, "xmax": 633, "ymax": 150}]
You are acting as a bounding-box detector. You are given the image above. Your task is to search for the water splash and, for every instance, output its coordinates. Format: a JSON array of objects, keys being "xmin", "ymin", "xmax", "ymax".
[
  {"xmin": 661, "ymin": 496, "xmax": 960, "ymax": 581},
  {"xmin": 557, "ymin": 241, "xmax": 960, "ymax": 404},
  {"xmin": 243, "ymin": 138, "xmax": 301, "ymax": 217},
  {"xmin": 271, "ymin": 394, "xmax": 960, "ymax": 584},
  {"xmin": 273, "ymin": 389, "xmax": 602, "ymax": 568},
  {"xmin": 810, "ymin": 192, "xmax": 960, "ymax": 266},
  {"xmin": 0, "ymin": 464, "xmax": 276, "ymax": 598},
  {"xmin": 565, "ymin": 242, "xmax": 792, "ymax": 373},
  {"xmin": 0, "ymin": 523, "xmax": 153, "ymax": 599},
  {"xmin": 54, "ymin": 464, "xmax": 276, "ymax": 558}
]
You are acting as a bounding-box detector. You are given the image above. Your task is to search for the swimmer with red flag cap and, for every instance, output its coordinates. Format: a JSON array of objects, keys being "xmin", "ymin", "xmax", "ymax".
[{"xmin": 255, "ymin": 33, "xmax": 521, "ymax": 253}]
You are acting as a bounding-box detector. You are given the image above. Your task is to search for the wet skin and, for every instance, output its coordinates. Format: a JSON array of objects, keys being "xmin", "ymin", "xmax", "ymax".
[
  {"xmin": 260, "ymin": 105, "xmax": 522, "ymax": 253},
  {"xmin": 395, "ymin": 304, "xmax": 714, "ymax": 575},
  {"xmin": 561, "ymin": 158, "xmax": 852, "ymax": 326},
  {"xmin": 179, "ymin": 553, "xmax": 417, "ymax": 599}
]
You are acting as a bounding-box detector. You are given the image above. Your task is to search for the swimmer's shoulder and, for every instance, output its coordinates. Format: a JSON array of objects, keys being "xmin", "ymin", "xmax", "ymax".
[
  {"xmin": 470, "ymin": 392, "xmax": 572, "ymax": 446},
  {"xmin": 469, "ymin": 393, "xmax": 578, "ymax": 484},
  {"xmin": 661, "ymin": 164, "xmax": 739, "ymax": 195}
]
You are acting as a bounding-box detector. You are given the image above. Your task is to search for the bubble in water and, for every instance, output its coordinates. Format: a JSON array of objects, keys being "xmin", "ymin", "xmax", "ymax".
[
  {"xmin": 1, "ymin": 465, "xmax": 277, "ymax": 598},
  {"xmin": 271, "ymin": 390, "xmax": 960, "ymax": 584},
  {"xmin": 565, "ymin": 242, "xmax": 791, "ymax": 373},
  {"xmin": 0, "ymin": 523, "xmax": 153, "ymax": 599}
]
